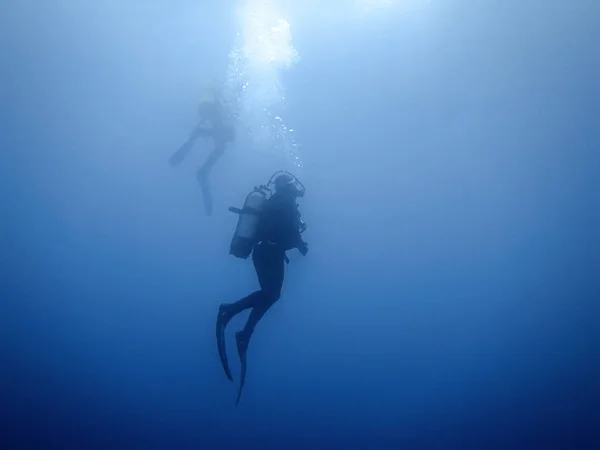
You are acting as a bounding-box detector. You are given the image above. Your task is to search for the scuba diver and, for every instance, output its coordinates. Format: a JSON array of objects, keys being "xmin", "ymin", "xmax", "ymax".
[
  {"xmin": 216, "ymin": 172, "xmax": 308, "ymax": 405},
  {"xmin": 169, "ymin": 86, "xmax": 235, "ymax": 216}
]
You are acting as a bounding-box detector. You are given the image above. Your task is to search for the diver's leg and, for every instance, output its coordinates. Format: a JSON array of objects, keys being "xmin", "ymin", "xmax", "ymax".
[
  {"xmin": 197, "ymin": 138, "xmax": 226, "ymax": 180},
  {"xmin": 219, "ymin": 290, "xmax": 264, "ymax": 326},
  {"xmin": 197, "ymin": 138, "xmax": 226, "ymax": 216},
  {"xmin": 218, "ymin": 243, "xmax": 278, "ymax": 324},
  {"xmin": 236, "ymin": 245, "xmax": 285, "ymax": 353},
  {"xmin": 169, "ymin": 124, "xmax": 206, "ymax": 166},
  {"xmin": 199, "ymin": 176, "xmax": 213, "ymax": 216},
  {"xmin": 233, "ymin": 245, "xmax": 285, "ymax": 404},
  {"xmin": 255, "ymin": 244, "xmax": 286, "ymax": 301},
  {"xmin": 235, "ymin": 298, "xmax": 277, "ymax": 353}
]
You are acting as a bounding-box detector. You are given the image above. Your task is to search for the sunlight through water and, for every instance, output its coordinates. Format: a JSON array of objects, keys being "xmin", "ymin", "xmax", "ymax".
[
  {"xmin": 355, "ymin": 0, "xmax": 394, "ymax": 11},
  {"xmin": 352, "ymin": 0, "xmax": 426, "ymax": 18},
  {"xmin": 224, "ymin": 0, "xmax": 302, "ymax": 167}
]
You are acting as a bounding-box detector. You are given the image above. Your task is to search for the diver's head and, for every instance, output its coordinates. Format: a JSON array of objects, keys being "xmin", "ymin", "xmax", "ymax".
[{"xmin": 274, "ymin": 173, "xmax": 304, "ymax": 198}]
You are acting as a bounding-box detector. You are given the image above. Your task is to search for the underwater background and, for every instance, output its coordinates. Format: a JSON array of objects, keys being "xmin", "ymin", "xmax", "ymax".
[{"xmin": 2, "ymin": 0, "xmax": 599, "ymax": 448}]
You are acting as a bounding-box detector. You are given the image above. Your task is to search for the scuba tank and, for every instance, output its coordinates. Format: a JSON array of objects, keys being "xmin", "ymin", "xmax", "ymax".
[
  {"xmin": 228, "ymin": 185, "xmax": 270, "ymax": 259},
  {"xmin": 228, "ymin": 171, "xmax": 306, "ymax": 259}
]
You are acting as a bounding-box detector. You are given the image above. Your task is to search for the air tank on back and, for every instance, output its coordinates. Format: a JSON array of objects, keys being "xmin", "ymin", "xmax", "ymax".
[
  {"xmin": 228, "ymin": 186, "xmax": 269, "ymax": 259},
  {"xmin": 228, "ymin": 171, "xmax": 305, "ymax": 259}
]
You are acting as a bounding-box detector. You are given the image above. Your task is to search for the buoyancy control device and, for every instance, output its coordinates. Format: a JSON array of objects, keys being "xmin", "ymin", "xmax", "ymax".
[{"xmin": 228, "ymin": 171, "xmax": 305, "ymax": 259}]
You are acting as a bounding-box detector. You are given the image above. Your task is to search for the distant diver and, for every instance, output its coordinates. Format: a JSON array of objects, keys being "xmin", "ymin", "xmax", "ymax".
[
  {"xmin": 216, "ymin": 171, "xmax": 308, "ymax": 405},
  {"xmin": 169, "ymin": 86, "xmax": 235, "ymax": 216}
]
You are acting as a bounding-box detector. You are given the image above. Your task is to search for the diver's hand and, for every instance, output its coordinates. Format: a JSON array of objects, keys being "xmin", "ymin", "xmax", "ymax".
[{"xmin": 298, "ymin": 241, "xmax": 308, "ymax": 256}]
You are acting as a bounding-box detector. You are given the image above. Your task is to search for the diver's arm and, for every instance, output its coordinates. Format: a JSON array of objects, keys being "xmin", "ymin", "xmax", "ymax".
[
  {"xmin": 293, "ymin": 209, "xmax": 308, "ymax": 255},
  {"xmin": 290, "ymin": 227, "xmax": 307, "ymax": 255},
  {"xmin": 297, "ymin": 239, "xmax": 308, "ymax": 256}
]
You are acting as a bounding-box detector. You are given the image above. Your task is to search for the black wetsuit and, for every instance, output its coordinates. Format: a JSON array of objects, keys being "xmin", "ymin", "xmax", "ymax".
[
  {"xmin": 216, "ymin": 187, "xmax": 307, "ymax": 404},
  {"xmin": 222, "ymin": 191, "xmax": 306, "ymax": 348}
]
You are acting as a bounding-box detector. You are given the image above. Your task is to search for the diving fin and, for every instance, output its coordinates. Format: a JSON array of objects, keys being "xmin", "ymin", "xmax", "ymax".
[
  {"xmin": 199, "ymin": 179, "xmax": 213, "ymax": 216},
  {"xmin": 235, "ymin": 331, "xmax": 248, "ymax": 406},
  {"xmin": 169, "ymin": 135, "xmax": 197, "ymax": 167},
  {"xmin": 197, "ymin": 169, "xmax": 213, "ymax": 216},
  {"xmin": 216, "ymin": 305, "xmax": 233, "ymax": 381}
]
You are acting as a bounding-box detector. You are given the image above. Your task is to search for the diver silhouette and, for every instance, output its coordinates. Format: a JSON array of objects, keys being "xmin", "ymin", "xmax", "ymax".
[
  {"xmin": 216, "ymin": 172, "xmax": 308, "ymax": 405},
  {"xmin": 169, "ymin": 87, "xmax": 235, "ymax": 216}
]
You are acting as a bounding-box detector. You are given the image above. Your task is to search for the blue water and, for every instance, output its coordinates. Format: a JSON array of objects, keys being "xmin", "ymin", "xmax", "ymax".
[{"xmin": 2, "ymin": 1, "xmax": 599, "ymax": 448}]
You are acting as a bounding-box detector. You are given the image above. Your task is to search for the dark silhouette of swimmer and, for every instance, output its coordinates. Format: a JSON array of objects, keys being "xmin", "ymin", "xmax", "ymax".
[
  {"xmin": 216, "ymin": 173, "xmax": 308, "ymax": 405},
  {"xmin": 169, "ymin": 87, "xmax": 235, "ymax": 216}
]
